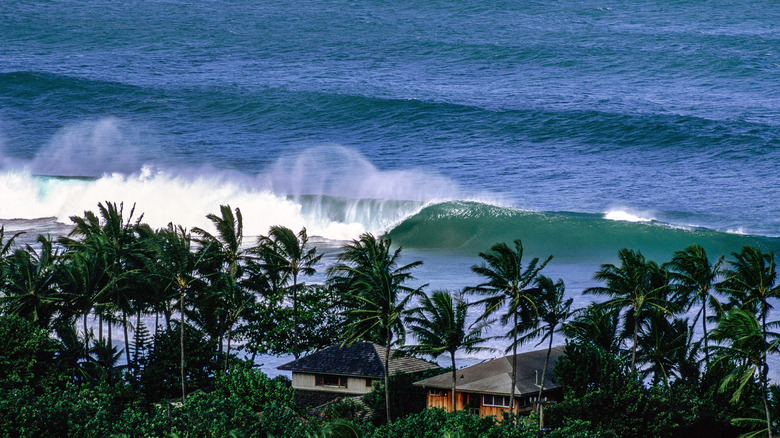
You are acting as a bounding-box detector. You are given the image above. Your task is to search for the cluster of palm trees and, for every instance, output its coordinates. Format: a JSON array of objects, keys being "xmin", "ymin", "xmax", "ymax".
[
  {"xmin": 327, "ymin": 234, "xmax": 780, "ymax": 437},
  {"xmin": 0, "ymin": 202, "xmax": 322, "ymax": 397},
  {"xmin": 1, "ymin": 201, "xmax": 778, "ymax": 436},
  {"xmin": 578, "ymin": 245, "xmax": 779, "ymax": 438},
  {"xmin": 329, "ymin": 238, "xmax": 571, "ymax": 425}
]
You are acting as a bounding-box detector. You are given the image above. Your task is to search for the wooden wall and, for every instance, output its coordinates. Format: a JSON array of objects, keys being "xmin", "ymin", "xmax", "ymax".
[{"xmin": 291, "ymin": 373, "xmax": 375, "ymax": 395}]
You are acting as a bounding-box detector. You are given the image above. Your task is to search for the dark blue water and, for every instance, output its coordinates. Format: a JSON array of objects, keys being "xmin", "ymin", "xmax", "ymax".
[{"xmin": 2, "ymin": 0, "xmax": 779, "ymax": 371}]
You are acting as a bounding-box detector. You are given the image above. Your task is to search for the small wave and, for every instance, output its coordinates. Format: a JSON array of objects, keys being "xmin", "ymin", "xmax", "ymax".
[{"xmin": 604, "ymin": 208, "xmax": 655, "ymax": 223}]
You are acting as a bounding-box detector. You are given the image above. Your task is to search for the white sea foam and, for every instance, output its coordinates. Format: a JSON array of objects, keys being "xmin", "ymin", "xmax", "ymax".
[
  {"xmin": 0, "ymin": 121, "xmax": 470, "ymax": 240},
  {"xmin": 0, "ymin": 166, "xmax": 425, "ymax": 240},
  {"xmin": 604, "ymin": 208, "xmax": 655, "ymax": 223}
]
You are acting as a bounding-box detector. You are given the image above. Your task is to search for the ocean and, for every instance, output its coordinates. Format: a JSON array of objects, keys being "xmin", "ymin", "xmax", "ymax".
[{"xmin": 1, "ymin": 0, "xmax": 779, "ymax": 373}]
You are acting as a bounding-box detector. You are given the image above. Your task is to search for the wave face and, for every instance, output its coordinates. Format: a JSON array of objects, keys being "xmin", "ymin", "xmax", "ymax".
[{"xmin": 388, "ymin": 201, "xmax": 780, "ymax": 263}]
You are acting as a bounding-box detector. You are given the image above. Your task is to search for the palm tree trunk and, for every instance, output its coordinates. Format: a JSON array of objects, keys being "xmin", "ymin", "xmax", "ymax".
[
  {"xmin": 702, "ymin": 298, "xmax": 709, "ymax": 367},
  {"xmin": 83, "ymin": 312, "xmax": 89, "ymax": 341},
  {"xmin": 134, "ymin": 311, "xmax": 141, "ymax": 375},
  {"xmin": 99, "ymin": 313, "xmax": 103, "ymax": 344},
  {"xmin": 537, "ymin": 325, "xmax": 554, "ymax": 406},
  {"xmin": 511, "ymin": 311, "xmax": 518, "ymax": 415},
  {"xmin": 292, "ymin": 273, "xmax": 299, "ymax": 360},
  {"xmin": 385, "ymin": 330, "xmax": 392, "ymax": 425},
  {"xmin": 632, "ymin": 313, "xmax": 638, "ymax": 370},
  {"xmin": 451, "ymin": 352, "xmax": 457, "ymax": 412},
  {"xmin": 123, "ymin": 310, "xmax": 131, "ymax": 371},
  {"xmin": 180, "ymin": 288, "xmax": 186, "ymax": 404},
  {"xmin": 762, "ymin": 302, "xmax": 772, "ymax": 438},
  {"xmin": 225, "ymin": 320, "xmax": 232, "ymax": 373},
  {"xmin": 763, "ymin": 370, "xmax": 772, "ymax": 438}
]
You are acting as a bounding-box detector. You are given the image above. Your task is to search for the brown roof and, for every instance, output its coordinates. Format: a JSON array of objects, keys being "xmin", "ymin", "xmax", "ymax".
[
  {"xmin": 278, "ymin": 342, "xmax": 439, "ymax": 378},
  {"xmin": 413, "ymin": 346, "xmax": 565, "ymax": 396}
]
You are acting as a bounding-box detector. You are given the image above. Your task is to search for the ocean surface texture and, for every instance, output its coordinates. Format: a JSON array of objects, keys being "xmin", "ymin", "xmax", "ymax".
[{"xmin": 1, "ymin": 0, "xmax": 779, "ymax": 368}]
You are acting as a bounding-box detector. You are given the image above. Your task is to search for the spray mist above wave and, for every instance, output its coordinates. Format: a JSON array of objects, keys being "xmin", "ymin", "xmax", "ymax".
[
  {"xmin": 0, "ymin": 120, "xmax": 478, "ymax": 239},
  {"xmin": 26, "ymin": 117, "xmax": 161, "ymax": 177}
]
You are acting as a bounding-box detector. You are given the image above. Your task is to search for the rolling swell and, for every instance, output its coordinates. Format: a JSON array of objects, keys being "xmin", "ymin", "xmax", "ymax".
[
  {"xmin": 4, "ymin": 70, "xmax": 776, "ymax": 154},
  {"xmin": 387, "ymin": 201, "xmax": 780, "ymax": 263}
]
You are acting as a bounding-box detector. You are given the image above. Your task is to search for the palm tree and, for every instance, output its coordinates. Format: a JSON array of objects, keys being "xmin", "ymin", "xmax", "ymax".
[
  {"xmin": 61, "ymin": 202, "xmax": 150, "ymax": 368},
  {"xmin": 635, "ymin": 316, "xmax": 694, "ymax": 386},
  {"xmin": 258, "ymin": 226, "xmax": 322, "ymax": 359},
  {"xmin": 153, "ymin": 224, "xmax": 206, "ymax": 403},
  {"xmin": 406, "ymin": 290, "xmax": 491, "ymax": 412},
  {"xmin": 710, "ymin": 308, "xmax": 779, "ymax": 438},
  {"xmin": 0, "ymin": 226, "xmax": 23, "ymax": 260},
  {"xmin": 193, "ymin": 205, "xmax": 253, "ymax": 372},
  {"xmin": 664, "ymin": 243, "xmax": 723, "ymax": 367},
  {"xmin": 0, "ymin": 235, "xmax": 63, "ymax": 329},
  {"xmin": 584, "ymin": 248, "xmax": 674, "ymax": 370},
  {"xmin": 57, "ymin": 249, "xmax": 103, "ymax": 343},
  {"xmin": 563, "ymin": 303, "xmax": 622, "ymax": 354},
  {"xmin": 718, "ymin": 245, "xmax": 779, "ymax": 336},
  {"xmin": 524, "ymin": 276, "xmax": 572, "ymax": 406},
  {"xmin": 327, "ymin": 232, "xmax": 423, "ymax": 424},
  {"xmin": 467, "ymin": 239, "xmax": 551, "ymax": 413}
]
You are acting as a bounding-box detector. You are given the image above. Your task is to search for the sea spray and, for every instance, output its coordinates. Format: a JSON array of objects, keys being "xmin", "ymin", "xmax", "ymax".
[
  {"xmin": 29, "ymin": 117, "xmax": 158, "ymax": 177},
  {"xmin": 604, "ymin": 208, "xmax": 655, "ymax": 223},
  {"xmin": 0, "ymin": 144, "xmax": 474, "ymax": 240},
  {"xmin": 260, "ymin": 144, "xmax": 466, "ymax": 202}
]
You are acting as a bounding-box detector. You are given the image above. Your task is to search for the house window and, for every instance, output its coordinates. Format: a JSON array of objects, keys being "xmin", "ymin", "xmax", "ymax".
[
  {"xmin": 429, "ymin": 389, "xmax": 441, "ymax": 396},
  {"xmin": 365, "ymin": 378, "xmax": 373, "ymax": 388},
  {"xmin": 315, "ymin": 374, "xmax": 348, "ymax": 388},
  {"xmin": 482, "ymin": 395, "xmax": 512, "ymax": 408}
]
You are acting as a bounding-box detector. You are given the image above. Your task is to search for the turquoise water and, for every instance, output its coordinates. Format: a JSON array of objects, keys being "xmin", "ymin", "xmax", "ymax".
[{"xmin": 2, "ymin": 0, "xmax": 779, "ymax": 370}]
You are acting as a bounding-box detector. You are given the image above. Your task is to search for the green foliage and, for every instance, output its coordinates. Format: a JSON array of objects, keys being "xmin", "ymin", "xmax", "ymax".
[
  {"xmin": 306, "ymin": 419, "xmax": 362, "ymax": 438},
  {"xmin": 366, "ymin": 409, "xmax": 537, "ymax": 438},
  {"xmin": 152, "ymin": 392, "xmax": 263, "ymax": 438},
  {"xmin": 549, "ymin": 342, "xmax": 748, "ymax": 438},
  {"xmin": 0, "ymin": 380, "xmax": 313, "ymax": 438},
  {"xmin": 141, "ymin": 322, "xmax": 218, "ymax": 402},
  {"xmin": 241, "ymin": 285, "xmax": 345, "ymax": 358},
  {"xmin": 0, "ymin": 313, "xmax": 60, "ymax": 392},
  {"xmin": 214, "ymin": 363, "xmax": 296, "ymax": 412},
  {"xmin": 362, "ymin": 369, "xmax": 447, "ymax": 426},
  {"xmin": 320, "ymin": 398, "xmax": 370, "ymax": 424},
  {"xmin": 0, "ymin": 382, "xmax": 139, "ymax": 438}
]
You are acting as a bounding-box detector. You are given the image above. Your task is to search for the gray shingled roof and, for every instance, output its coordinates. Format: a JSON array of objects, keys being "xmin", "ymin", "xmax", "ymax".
[
  {"xmin": 277, "ymin": 342, "xmax": 439, "ymax": 378},
  {"xmin": 413, "ymin": 346, "xmax": 565, "ymax": 396}
]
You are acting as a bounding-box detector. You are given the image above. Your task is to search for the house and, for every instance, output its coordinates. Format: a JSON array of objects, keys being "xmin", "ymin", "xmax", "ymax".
[
  {"xmin": 413, "ymin": 346, "xmax": 565, "ymax": 417},
  {"xmin": 278, "ymin": 342, "xmax": 440, "ymax": 407}
]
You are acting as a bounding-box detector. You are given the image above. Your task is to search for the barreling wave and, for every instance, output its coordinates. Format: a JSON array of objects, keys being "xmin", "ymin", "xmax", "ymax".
[{"xmin": 387, "ymin": 201, "xmax": 780, "ymax": 262}]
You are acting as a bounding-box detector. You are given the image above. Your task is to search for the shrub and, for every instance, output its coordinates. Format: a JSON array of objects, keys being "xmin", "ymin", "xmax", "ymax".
[{"xmin": 214, "ymin": 362, "xmax": 296, "ymax": 412}]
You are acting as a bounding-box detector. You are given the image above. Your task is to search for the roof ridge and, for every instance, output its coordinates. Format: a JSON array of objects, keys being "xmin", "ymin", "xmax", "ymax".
[{"xmin": 371, "ymin": 343, "xmax": 387, "ymax": 374}]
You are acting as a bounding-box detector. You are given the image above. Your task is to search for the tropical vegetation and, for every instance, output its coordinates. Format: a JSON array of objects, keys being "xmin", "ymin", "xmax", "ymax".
[{"xmin": 1, "ymin": 202, "xmax": 779, "ymax": 437}]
